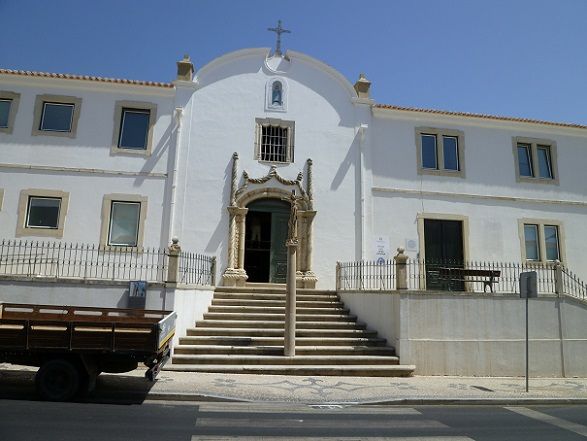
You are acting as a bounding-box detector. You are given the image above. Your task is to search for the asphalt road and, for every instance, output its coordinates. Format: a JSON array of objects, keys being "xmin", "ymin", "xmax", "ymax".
[{"xmin": 0, "ymin": 400, "xmax": 586, "ymax": 441}]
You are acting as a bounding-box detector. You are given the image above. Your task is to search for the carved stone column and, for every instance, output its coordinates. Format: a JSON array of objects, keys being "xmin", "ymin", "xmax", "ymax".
[
  {"xmin": 222, "ymin": 206, "xmax": 248, "ymax": 286},
  {"xmin": 298, "ymin": 210, "xmax": 317, "ymax": 288}
]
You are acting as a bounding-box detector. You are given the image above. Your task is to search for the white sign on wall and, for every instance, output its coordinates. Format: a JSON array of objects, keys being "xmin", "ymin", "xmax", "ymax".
[{"xmin": 374, "ymin": 236, "xmax": 391, "ymax": 264}]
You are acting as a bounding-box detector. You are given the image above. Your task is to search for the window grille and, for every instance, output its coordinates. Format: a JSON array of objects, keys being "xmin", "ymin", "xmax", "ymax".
[{"xmin": 256, "ymin": 119, "xmax": 294, "ymax": 163}]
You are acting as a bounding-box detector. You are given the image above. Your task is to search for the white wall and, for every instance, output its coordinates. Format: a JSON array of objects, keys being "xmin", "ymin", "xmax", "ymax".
[
  {"xmin": 0, "ymin": 278, "xmax": 166, "ymax": 309},
  {"xmin": 367, "ymin": 111, "xmax": 587, "ymax": 283},
  {"xmin": 340, "ymin": 290, "xmax": 587, "ymax": 377},
  {"xmin": 175, "ymin": 49, "xmax": 363, "ymax": 287},
  {"xmin": 0, "ymin": 75, "xmax": 176, "ymax": 249},
  {"xmin": 167, "ymin": 286, "xmax": 214, "ymax": 349}
]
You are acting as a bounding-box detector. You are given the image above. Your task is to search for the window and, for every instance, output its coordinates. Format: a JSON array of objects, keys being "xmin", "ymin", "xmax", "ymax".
[
  {"xmin": 416, "ymin": 127, "xmax": 465, "ymax": 177},
  {"xmin": 255, "ymin": 118, "xmax": 294, "ymax": 163},
  {"xmin": 26, "ymin": 197, "xmax": 61, "ymax": 229},
  {"xmin": 513, "ymin": 137, "xmax": 558, "ymax": 184},
  {"xmin": 100, "ymin": 194, "xmax": 148, "ymax": 248},
  {"xmin": 0, "ymin": 91, "xmax": 21, "ymax": 134},
  {"xmin": 32, "ymin": 94, "xmax": 82, "ymax": 138},
  {"xmin": 112, "ymin": 101, "xmax": 156, "ymax": 156},
  {"xmin": 108, "ymin": 202, "xmax": 141, "ymax": 246},
  {"xmin": 0, "ymin": 100, "xmax": 11, "ymax": 128},
  {"xmin": 519, "ymin": 220, "xmax": 564, "ymax": 262},
  {"xmin": 16, "ymin": 189, "xmax": 70, "ymax": 238}
]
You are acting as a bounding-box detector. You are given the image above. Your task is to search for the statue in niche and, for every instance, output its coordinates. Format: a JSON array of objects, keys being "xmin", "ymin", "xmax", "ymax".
[{"xmin": 272, "ymin": 81, "xmax": 283, "ymax": 106}]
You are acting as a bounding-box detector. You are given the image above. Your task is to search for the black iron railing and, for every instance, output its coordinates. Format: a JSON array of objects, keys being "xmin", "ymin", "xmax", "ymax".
[{"xmin": 337, "ymin": 258, "xmax": 577, "ymax": 298}]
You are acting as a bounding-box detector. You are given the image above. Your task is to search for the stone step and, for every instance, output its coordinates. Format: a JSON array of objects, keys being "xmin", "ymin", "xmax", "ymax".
[
  {"xmin": 194, "ymin": 320, "xmax": 365, "ymax": 330},
  {"xmin": 214, "ymin": 292, "xmax": 339, "ymax": 301},
  {"xmin": 202, "ymin": 312, "xmax": 357, "ymax": 322},
  {"xmin": 211, "ymin": 299, "xmax": 344, "ymax": 308},
  {"xmin": 173, "ymin": 345, "xmax": 397, "ymax": 356},
  {"xmin": 178, "ymin": 336, "xmax": 388, "ymax": 347},
  {"xmin": 185, "ymin": 327, "xmax": 378, "ymax": 338},
  {"xmin": 171, "ymin": 354, "xmax": 400, "ymax": 366},
  {"xmin": 165, "ymin": 363, "xmax": 415, "ymax": 377},
  {"xmin": 206, "ymin": 306, "xmax": 350, "ymax": 314},
  {"xmin": 215, "ymin": 286, "xmax": 335, "ymax": 295}
]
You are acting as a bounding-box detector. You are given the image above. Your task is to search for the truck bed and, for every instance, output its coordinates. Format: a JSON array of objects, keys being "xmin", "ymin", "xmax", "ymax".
[{"xmin": 0, "ymin": 303, "xmax": 176, "ymax": 362}]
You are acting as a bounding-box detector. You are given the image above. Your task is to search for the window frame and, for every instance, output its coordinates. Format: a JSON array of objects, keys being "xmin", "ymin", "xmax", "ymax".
[
  {"xmin": 111, "ymin": 101, "xmax": 157, "ymax": 157},
  {"xmin": 16, "ymin": 189, "xmax": 70, "ymax": 238},
  {"xmin": 0, "ymin": 91, "xmax": 20, "ymax": 134},
  {"xmin": 25, "ymin": 196, "xmax": 62, "ymax": 229},
  {"xmin": 100, "ymin": 194, "xmax": 148, "ymax": 249},
  {"xmin": 254, "ymin": 117, "xmax": 295, "ymax": 164},
  {"xmin": 512, "ymin": 137, "xmax": 559, "ymax": 185},
  {"xmin": 32, "ymin": 94, "xmax": 82, "ymax": 138},
  {"xmin": 415, "ymin": 127, "xmax": 465, "ymax": 177},
  {"xmin": 518, "ymin": 219, "xmax": 565, "ymax": 263}
]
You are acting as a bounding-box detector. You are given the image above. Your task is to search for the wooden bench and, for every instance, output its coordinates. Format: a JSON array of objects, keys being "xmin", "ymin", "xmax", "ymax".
[{"xmin": 437, "ymin": 267, "xmax": 501, "ymax": 293}]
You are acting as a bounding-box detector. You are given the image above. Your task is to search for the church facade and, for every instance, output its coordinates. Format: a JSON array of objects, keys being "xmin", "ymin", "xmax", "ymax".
[{"xmin": 1, "ymin": 47, "xmax": 587, "ymax": 289}]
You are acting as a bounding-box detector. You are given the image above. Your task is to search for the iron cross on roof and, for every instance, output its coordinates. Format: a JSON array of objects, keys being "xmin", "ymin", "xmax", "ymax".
[{"xmin": 268, "ymin": 20, "xmax": 291, "ymax": 56}]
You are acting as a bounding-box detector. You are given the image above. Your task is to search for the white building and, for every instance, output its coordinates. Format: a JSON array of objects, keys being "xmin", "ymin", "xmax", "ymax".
[
  {"xmin": 1, "ymin": 47, "xmax": 586, "ymax": 289},
  {"xmin": 2, "ymin": 45, "xmax": 587, "ymax": 377}
]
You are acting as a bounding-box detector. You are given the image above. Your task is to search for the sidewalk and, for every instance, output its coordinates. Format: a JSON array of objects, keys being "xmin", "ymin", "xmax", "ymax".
[{"xmin": 2, "ymin": 363, "xmax": 587, "ymax": 405}]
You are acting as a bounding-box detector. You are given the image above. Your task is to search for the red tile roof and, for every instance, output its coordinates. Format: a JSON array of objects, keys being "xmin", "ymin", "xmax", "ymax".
[
  {"xmin": 0, "ymin": 68, "xmax": 174, "ymax": 88},
  {"xmin": 375, "ymin": 103, "xmax": 587, "ymax": 130}
]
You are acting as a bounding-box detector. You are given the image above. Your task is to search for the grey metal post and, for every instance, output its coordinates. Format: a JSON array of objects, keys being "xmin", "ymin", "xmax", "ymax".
[{"xmin": 526, "ymin": 295, "xmax": 529, "ymax": 392}]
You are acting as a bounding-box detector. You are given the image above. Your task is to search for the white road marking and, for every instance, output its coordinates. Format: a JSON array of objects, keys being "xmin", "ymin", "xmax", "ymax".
[
  {"xmin": 505, "ymin": 406, "xmax": 587, "ymax": 438},
  {"xmin": 191, "ymin": 437, "xmax": 475, "ymax": 440},
  {"xmin": 197, "ymin": 403, "xmax": 422, "ymax": 415},
  {"xmin": 195, "ymin": 417, "xmax": 447, "ymax": 429}
]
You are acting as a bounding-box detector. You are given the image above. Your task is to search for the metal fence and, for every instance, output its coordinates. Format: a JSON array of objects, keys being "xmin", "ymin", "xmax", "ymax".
[
  {"xmin": 0, "ymin": 239, "xmax": 217, "ymax": 287},
  {"xmin": 0, "ymin": 240, "xmax": 168, "ymax": 282},
  {"xmin": 336, "ymin": 259, "xmax": 572, "ymax": 297},
  {"xmin": 561, "ymin": 267, "xmax": 587, "ymax": 301},
  {"xmin": 178, "ymin": 251, "xmax": 216, "ymax": 286},
  {"xmin": 336, "ymin": 260, "xmax": 396, "ymax": 291}
]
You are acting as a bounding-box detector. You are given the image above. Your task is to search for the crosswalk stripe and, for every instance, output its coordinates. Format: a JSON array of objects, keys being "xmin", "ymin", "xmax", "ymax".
[
  {"xmin": 195, "ymin": 417, "xmax": 447, "ymax": 429},
  {"xmin": 191, "ymin": 437, "xmax": 475, "ymax": 440},
  {"xmin": 197, "ymin": 403, "xmax": 421, "ymax": 415},
  {"xmin": 505, "ymin": 406, "xmax": 587, "ymax": 437}
]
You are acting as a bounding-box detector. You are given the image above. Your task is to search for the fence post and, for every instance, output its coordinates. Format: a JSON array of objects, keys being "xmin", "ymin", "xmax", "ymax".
[
  {"xmin": 335, "ymin": 262, "xmax": 341, "ymax": 291},
  {"xmin": 394, "ymin": 247, "xmax": 408, "ymax": 290},
  {"xmin": 554, "ymin": 260, "xmax": 563, "ymax": 296},
  {"xmin": 167, "ymin": 238, "xmax": 181, "ymax": 284},
  {"xmin": 210, "ymin": 256, "xmax": 216, "ymax": 286}
]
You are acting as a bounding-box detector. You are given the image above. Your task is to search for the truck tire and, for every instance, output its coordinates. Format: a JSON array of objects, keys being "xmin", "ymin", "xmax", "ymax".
[{"xmin": 35, "ymin": 359, "xmax": 81, "ymax": 402}]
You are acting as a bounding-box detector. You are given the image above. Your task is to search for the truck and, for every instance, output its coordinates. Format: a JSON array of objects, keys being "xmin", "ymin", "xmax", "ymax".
[{"xmin": 0, "ymin": 302, "xmax": 176, "ymax": 401}]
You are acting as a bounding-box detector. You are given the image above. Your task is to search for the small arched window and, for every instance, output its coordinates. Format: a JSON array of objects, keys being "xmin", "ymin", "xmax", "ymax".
[{"xmin": 271, "ymin": 81, "xmax": 283, "ymax": 106}]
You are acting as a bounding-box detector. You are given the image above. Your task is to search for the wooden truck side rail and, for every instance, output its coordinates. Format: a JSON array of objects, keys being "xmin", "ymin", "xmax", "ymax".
[{"xmin": 0, "ymin": 302, "xmax": 177, "ymax": 401}]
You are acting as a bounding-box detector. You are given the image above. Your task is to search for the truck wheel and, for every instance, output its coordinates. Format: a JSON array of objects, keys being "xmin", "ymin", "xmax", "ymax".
[{"xmin": 35, "ymin": 359, "xmax": 81, "ymax": 401}]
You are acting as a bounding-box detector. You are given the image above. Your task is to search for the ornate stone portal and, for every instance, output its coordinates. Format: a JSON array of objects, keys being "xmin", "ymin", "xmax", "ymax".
[{"xmin": 222, "ymin": 153, "xmax": 317, "ymax": 288}]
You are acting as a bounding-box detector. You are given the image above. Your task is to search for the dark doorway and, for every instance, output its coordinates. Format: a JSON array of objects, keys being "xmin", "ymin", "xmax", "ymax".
[
  {"xmin": 244, "ymin": 199, "xmax": 290, "ymax": 283},
  {"xmin": 424, "ymin": 219, "xmax": 464, "ymax": 290}
]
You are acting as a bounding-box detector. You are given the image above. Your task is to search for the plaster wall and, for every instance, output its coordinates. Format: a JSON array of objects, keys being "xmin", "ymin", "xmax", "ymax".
[
  {"xmin": 166, "ymin": 286, "xmax": 214, "ymax": 348},
  {"xmin": 0, "ymin": 278, "xmax": 167, "ymax": 309},
  {"xmin": 340, "ymin": 290, "xmax": 587, "ymax": 377},
  {"xmin": 175, "ymin": 49, "xmax": 363, "ymax": 287},
  {"xmin": 0, "ymin": 76, "xmax": 175, "ymax": 248},
  {"xmin": 367, "ymin": 113, "xmax": 587, "ymax": 281}
]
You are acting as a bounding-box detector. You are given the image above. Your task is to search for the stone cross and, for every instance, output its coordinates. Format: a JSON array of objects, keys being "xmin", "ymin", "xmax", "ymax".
[{"xmin": 268, "ymin": 20, "xmax": 291, "ymax": 56}]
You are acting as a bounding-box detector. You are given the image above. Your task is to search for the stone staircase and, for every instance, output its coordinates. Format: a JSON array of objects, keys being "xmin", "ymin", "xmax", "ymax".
[{"xmin": 168, "ymin": 285, "xmax": 415, "ymax": 376}]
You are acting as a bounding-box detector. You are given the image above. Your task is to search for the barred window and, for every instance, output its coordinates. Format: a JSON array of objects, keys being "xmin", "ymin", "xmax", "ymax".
[{"xmin": 255, "ymin": 118, "xmax": 294, "ymax": 163}]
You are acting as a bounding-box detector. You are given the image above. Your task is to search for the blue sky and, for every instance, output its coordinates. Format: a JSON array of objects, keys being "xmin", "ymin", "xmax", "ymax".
[{"xmin": 1, "ymin": 0, "xmax": 585, "ymax": 124}]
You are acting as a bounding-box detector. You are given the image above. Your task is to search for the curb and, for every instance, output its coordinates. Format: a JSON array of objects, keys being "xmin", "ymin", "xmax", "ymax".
[{"xmin": 138, "ymin": 391, "xmax": 587, "ymax": 406}]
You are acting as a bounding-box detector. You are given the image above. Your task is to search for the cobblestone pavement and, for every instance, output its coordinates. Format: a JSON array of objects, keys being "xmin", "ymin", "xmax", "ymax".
[{"xmin": 2, "ymin": 363, "xmax": 587, "ymax": 404}]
